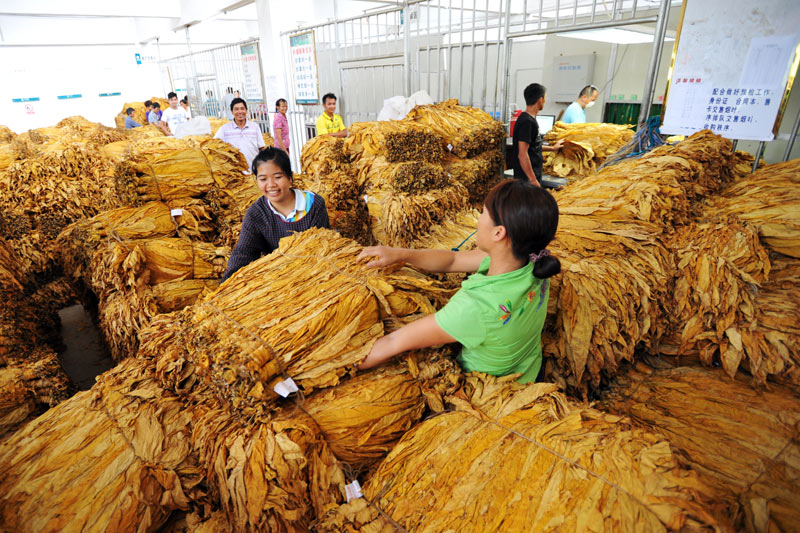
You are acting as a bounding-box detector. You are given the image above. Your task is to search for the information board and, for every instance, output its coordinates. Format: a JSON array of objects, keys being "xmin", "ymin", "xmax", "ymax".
[
  {"xmin": 240, "ymin": 43, "xmax": 264, "ymax": 102},
  {"xmin": 662, "ymin": 0, "xmax": 800, "ymax": 141},
  {"xmin": 289, "ymin": 31, "xmax": 320, "ymax": 105}
]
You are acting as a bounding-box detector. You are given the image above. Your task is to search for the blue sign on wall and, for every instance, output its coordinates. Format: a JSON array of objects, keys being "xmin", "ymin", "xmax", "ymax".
[
  {"xmin": 12, "ymin": 97, "xmax": 40, "ymax": 103},
  {"xmin": 57, "ymin": 94, "xmax": 83, "ymax": 100},
  {"xmin": 135, "ymin": 53, "xmax": 142, "ymax": 64},
  {"xmin": 99, "ymin": 92, "xmax": 122, "ymax": 97}
]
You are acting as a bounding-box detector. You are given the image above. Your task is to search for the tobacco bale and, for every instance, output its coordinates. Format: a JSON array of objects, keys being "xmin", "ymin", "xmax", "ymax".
[
  {"xmin": 659, "ymin": 216, "xmax": 771, "ymax": 380},
  {"xmin": 601, "ymin": 364, "xmax": 800, "ymax": 532},
  {"xmin": 443, "ymin": 149, "xmax": 503, "ymax": 206},
  {"xmin": 543, "ymin": 121, "xmax": 634, "ymax": 179},
  {"xmin": 406, "ymin": 98, "xmax": 506, "ymax": 159},
  {"xmin": 151, "ymin": 279, "xmax": 219, "ymax": 313},
  {"xmin": 0, "ymin": 358, "xmax": 205, "ymax": 532},
  {"xmin": 366, "ymin": 181, "xmax": 470, "ymax": 247},
  {"xmin": 708, "ymin": 158, "xmax": 800, "ymax": 258},
  {"xmin": 301, "ymin": 136, "xmax": 350, "ymax": 178},
  {"xmin": 357, "ymin": 157, "xmax": 451, "ymax": 194},
  {"xmin": 139, "ymin": 229, "xmax": 453, "ymax": 419},
  {"xmin": 345, "ymin": 121, "xmax": 444, "ymax": 163},
  {"xmin": 0, "ymin": 347, "xmax": 74, "ymax": 438},
  {"xmin": 320, "ymin": 373, "xmax": 730, "ymax": 532},
  {"xmin": 0, "ymin": 125, "xmax": 15, "ymax": 143}
]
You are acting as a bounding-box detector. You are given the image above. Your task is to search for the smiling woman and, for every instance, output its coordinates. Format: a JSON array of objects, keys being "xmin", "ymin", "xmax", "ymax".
[{"xmin": 220, "ymin": 146, "xmax": 330, "ymax": 282}]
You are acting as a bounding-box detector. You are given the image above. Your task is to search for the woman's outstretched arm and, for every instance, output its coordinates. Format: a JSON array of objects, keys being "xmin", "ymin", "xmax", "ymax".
[{"xmin": 358, "ymin": 314, "xmax": 456, "ymax": 370}]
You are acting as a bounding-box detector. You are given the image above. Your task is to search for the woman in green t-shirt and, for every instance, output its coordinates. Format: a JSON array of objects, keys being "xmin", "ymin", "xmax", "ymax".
[{"xmin": 357, "ymin": 179, "xmax": 560, "ymax": 383}]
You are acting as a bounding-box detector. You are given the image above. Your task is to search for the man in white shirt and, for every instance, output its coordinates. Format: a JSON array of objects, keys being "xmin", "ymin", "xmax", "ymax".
[
  {"xmin": 157, "ymin": 91, "xmax": 188, "ymax": 135},
  {"xmin": 214, "ymin": 97, "xmax": 266, "ymax": 170},
  {"xmin": 562, "ymin": 85, "xmax": 599, "ymax": 124}
]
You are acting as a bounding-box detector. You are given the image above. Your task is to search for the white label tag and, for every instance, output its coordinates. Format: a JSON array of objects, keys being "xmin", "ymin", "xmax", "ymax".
[
  {"xmin": 447, "ymin": 143, "xmax": 453, "ymax": 151},
  {"xmin": 170, "ymin": 208, "xmax": 183, "ymax": 217},
  {"xmin": 273, "ymin": 377, "xmax": 299, "ymax": 397},
  {"xmin": 363, "ymin": 194, "xmax": 369, "ymax": 203},
  {"xmin": 345, "ymin": 480, "xmax": 363, "ymax": 502}
]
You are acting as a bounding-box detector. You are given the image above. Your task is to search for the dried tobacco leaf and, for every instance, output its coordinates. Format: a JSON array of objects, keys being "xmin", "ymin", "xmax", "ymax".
[{"xmin": 543, "ymin": 121, "xmax": 634, "ymax": 179}]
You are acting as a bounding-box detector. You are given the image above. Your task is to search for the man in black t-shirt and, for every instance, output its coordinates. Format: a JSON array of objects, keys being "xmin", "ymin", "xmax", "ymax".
[{"xmin": 510, "ymin": 83, "xmax": 564, "ymax": 187}]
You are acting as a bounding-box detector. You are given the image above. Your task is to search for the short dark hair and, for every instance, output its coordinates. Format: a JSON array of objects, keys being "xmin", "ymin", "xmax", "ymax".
[
  {"xmin": 579, "ymin": 85, "xmax": 598, "ymax": 98},
  {"xmin": 230, "ymin": 97, "xmax": 247, "ymax": 112},
  {"xmin": 167, "ymin": 91, "xmax": 177, "ymax": 99},
  {"xmin": 275, "ymin": 98, "xmax": 287, "ymax": 111},
  {"xmin": 126, "ymin": 107, "xmax": 135, "ymax": 115},
  {"xmin": 523, "ymin": 83, "xmax": 546, "ymax": 106},
  {"xmin": 144, "ymin": 100, "xmax": 153, "ymax": 107},
  {"xmin": 484, "ymin": 179, "xmax": 561, "ymax": 279},
  {"xmin": 152, "ymin": 102, "xmax": 160, "ymax": 109},
  {"xmin": 252, "ymin": 146, "xmax": 293, "ymax": 178},
  {"xmin": 322, "ymin": 93, "xmax": 337, "ymax": 104},
  {"xmin": 181, "ymin": 96, "xmax": 188, "ymax": 104}
]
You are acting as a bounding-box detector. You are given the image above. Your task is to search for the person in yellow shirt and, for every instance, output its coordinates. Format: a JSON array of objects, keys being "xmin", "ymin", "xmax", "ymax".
[{"xmin": 316, "ymin": 93, "xmax": 348, "ymax": 138}]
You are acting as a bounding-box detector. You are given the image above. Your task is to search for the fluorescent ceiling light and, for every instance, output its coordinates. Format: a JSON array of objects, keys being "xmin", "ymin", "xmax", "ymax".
[{"xmin": 558, "ymin": 28, "xmax": 675, "ymax": 45}]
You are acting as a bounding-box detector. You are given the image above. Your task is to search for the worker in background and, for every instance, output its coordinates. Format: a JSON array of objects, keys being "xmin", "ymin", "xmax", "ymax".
[
  {"xmin": 156, "ymin": 91, "xmax": 188, "ymax": 136},
  {"xmin": 214, "ymin": 97, "xmax": 266, "ymax": 169},
  {"xmin": 357, "ymin": 179, "xmax": 560, "ymax": 384},
  {"xmin": 146, "ymin": 103, "xmax": 160, "ymax": 125},
  {"xmin": 316, "ymin": 93, "xmax": 347, "ymax": 138},
  {"xmin": 221, "ymin": 147, "xmax": 329, "ymax": 282},
  {"xmin": 273, "ymin": 98, "xmax": 290, "ymax": 155},
  {"xmin": 124, "ymin": 107, "xmax": 141, "ymax": 129},
  {"xmin": 180, "ymin": 96, "xmax": 192, "ymax": 120},
  {"xmin": 223, "ymin": 87, "xmax": 235, "ymax": 120},
  {"xmin": 143, "ymin": 100, "xmax": 153, "ymax": 124},
  {"xmin": 509, "ymin": 83, "xmax": 564, "ymax": 187},
  {"xmin": 561, "ymin": 84, "xmax": 599, "ymax": 124}
]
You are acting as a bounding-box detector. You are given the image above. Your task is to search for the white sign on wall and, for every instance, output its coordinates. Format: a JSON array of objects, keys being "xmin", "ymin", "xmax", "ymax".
[
  {"xmin": 662, "ymin": 0, "xmax": 800, "ymax": 141},
  {"xmin": 289, "ymin": 31, "xmax": 320, "ymax": 105},
  {"xmin": 240, "ymin": 43, "xmax": 264, "ymax": 102}
]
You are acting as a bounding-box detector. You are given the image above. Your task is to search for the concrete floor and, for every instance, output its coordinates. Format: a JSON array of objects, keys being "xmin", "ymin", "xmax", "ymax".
[{"xmin": 57, "ymin": 304, "xmax": 116, "ymax": 390}]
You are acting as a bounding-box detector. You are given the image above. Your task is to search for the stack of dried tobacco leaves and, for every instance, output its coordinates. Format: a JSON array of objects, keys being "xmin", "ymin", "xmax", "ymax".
[
  {"xmin": 708, "ymin": 158, "xmax": 800, "ymax": 258},
  {"xmin": 139, "ymin": 229, "xmax": 453, "ymax": 418},
  {"xmin": 601, "ymin": 362, "xmax": 800, "ymax": 532},
  {"xmin": 0, "ymin": 236, "xmax": 72, "ymax": 437},
  {"xmin": 541, "ymin": 130, "xmax": 735, "ymax": 396},
  {"xmin": 543, "ymin": 121, "xmax": 634, "ymax": 179},
  {"xmin": 0, "ymin": 135, "xmax": 120, "ymax": 295},
  {"xmin": 299, "ymin": 135, "xmax": 373, "ymax": 243},
  {"xmin": 319, "ymin": 373, "xmax": 731, "ymax": 532},
  {"xmin": 57, "ymin": 200, "xmax": 227, "ymax": 361}
]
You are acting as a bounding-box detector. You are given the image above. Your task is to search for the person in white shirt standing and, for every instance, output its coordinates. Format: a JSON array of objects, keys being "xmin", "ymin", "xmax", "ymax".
[
  {"xmin": 157, "ymin": 91, "xmax": 188, "ymax": 136},
  {"xmin": 214, "ymin": 97, "xmax": 266, "ymax": 169}
]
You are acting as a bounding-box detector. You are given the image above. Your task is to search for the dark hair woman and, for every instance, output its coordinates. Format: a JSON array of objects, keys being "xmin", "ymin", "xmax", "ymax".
[
  {"xmin": 221, "ymin": 147, "xmax": 330, "ymax": 282},
  {"xmin": 357, "ymin": 179, "xmax": 560, "ymax": 382},
  {"xmin": 273, "ymin": 98, "xmax": 289, "ymax": 154}
]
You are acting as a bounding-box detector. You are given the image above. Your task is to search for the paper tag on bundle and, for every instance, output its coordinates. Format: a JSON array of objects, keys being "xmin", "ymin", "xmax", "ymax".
[
  {"xmin": 345, "ymin": 480, "xmax": 363, "ymax": 502},
  {"xmin": 170, "ymin": 208, "xmax": 183, "ymax": 217},
  {"xmin": 363, "ymin": 195, "xmax": 369, "ymax": 204},
  {"xmin": 273, "ymin": 377, "xmax": 299, "ymax": 397},
  {"xmin": 243, "ymin": 170, "xmax": 251, "ymax": 175},
  {"xmin": 447, "ymin": 143, "xmax": 453, "ymax": 151}
]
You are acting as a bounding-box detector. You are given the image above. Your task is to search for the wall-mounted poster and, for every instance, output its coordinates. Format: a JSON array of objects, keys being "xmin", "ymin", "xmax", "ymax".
[{"xmin": 289, "ymin": 31, "xmax": 320, "ymax": 105}]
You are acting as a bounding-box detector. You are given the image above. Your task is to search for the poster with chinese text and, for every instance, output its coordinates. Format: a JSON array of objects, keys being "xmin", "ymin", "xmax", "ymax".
[{"xmin": 290, "ymin": 32, "xmax": 320, "ymax": 105}]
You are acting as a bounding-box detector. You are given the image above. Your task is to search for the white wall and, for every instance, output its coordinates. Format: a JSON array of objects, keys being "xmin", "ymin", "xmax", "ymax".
[{"xmin": 0, "ymin": 45, "xmax": 165, "ymax": 132}]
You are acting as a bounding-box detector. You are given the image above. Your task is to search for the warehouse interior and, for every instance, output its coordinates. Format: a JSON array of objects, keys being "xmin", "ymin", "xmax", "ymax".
[{"xmin": 0, "ymin": 1, "xmax": 799, "ymax": 531}]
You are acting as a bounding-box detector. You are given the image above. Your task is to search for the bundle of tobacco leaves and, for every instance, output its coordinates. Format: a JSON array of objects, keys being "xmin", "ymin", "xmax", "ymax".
[
  {"xmin": 114, "ymin": 97, "xmax": 170, "ymax": 128},
  {"xmin": 262, "ymin": 131, "xmax": 274, "ymax": 148},
  {"xmin": 55, "ymin": 116, "xmax": 132, "ymax": 148},
  {"xmin": 730, "ymin": 150, "xmax": 757, "ymax": 179},
  {"xmin": 0, "ymin": 346, "xmax": 73, "ymax": 438},
  {"xmin": 708, "ymin": 158, "xmax": 800, "ymax": 258},
  {"xmin": 319, "ymin": 373, "xmax": 730, "ymax": 532},
  {"xmin": 356, "ymin": 157, "xmax": 451, "ymax": 194},
  {"xmin": 345, "ymin": 121, "xmax": 444, "ymax": 163},
  {"xmin": 365, "ymin": 181, "xmax": 470, "ymax": 247},
  {"xmin": 205, "ymin": 180, "xmax": 262, "ymax": 249},
  {"xmin": 0, "ymin": 125, "xmax": 15, "ymax": 143},
  {"xmin": 0, "ymin": 137, "xmax": 33, "ymax": 172},
  {"xmin": 115, "ymin": 136, "xmax": 247, "ymax": 204},
  {"xmin": 658, "ymin": 216, "xmax": 772, "ymax": 380},
  {"xmin": 208, "ymin": 118, "xmax": 228, "ymax": 136},
  {"xmin": 601, "ymin": 363, "xmax": 800, "ymax": 532},
  {"xmin": 406, "ymin": 98, "xmax": 506, "ymax": 158},
  {"xmin": 410, "ymin": 208, "xmax": 480, "ymax": 251},
  {"xmin": 301, "ymin": 136, "xmax": 350, "ymax": 178},
  {"xmin": 542, "ymin": 214, "xmax": 672, "ymax": 394},
  {"xmin": 138, "ymin": 229, "xmax": 453, "ymax": 419},
  {"xmin": 0, "ymin": 358, "xmax": 204, "ymax": 531},
  {"xmin": 543, "ymin": 121, "xmax": 634, "ymax": 179},
  {"xmin": 443, "ymin": 149, "xmax": 503, "ymax": 206}
]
